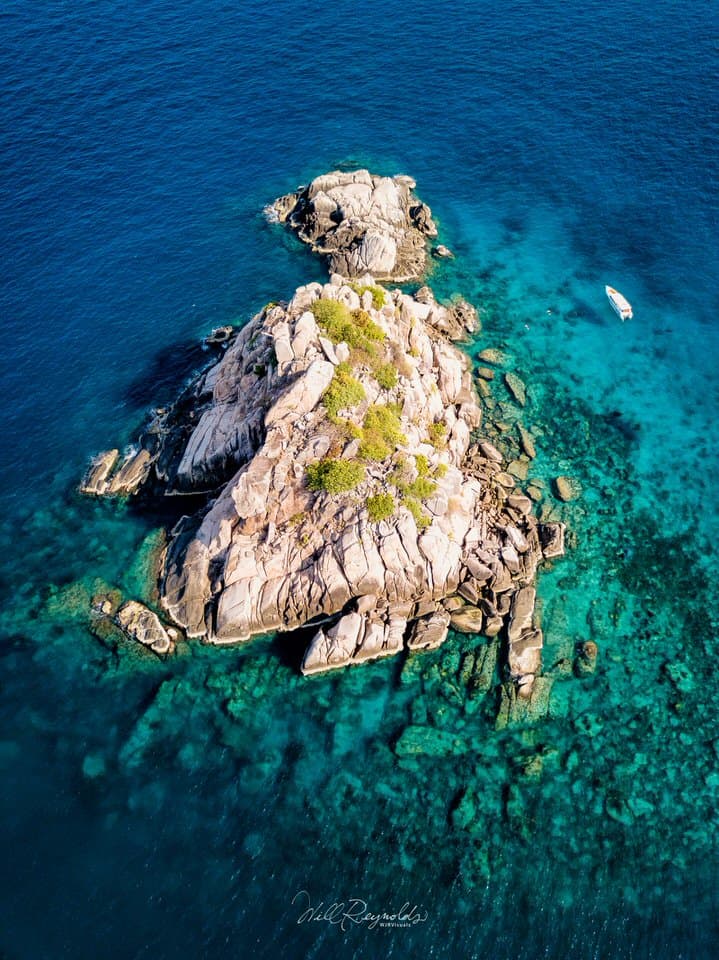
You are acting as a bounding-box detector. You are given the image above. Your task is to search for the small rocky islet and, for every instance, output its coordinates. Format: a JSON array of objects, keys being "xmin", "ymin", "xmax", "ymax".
[{"xmin": 81, "ymin": 169, "xmax": 571, "ymax": 717}]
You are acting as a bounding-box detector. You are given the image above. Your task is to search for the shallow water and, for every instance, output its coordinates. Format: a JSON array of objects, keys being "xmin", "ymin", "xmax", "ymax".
[{"xmin": 2, "ymin": 1, "xmax": 719, "ymax": 957}]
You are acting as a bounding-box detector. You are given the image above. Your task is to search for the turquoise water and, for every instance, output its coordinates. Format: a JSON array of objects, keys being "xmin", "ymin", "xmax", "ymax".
[{"xmin": 2, "ymin": 1, "xmax": 719, "ymax": 956}]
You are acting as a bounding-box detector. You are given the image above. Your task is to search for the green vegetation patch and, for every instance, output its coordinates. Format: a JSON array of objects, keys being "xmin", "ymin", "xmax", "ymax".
[
  {"xmin": 390, "ymin": 455, "xmax": 438, "ymax": 500},
  {"xmin": 306, "ymin": 459, "xmax": 365, "ymax": 494},
  {"xmin": 428, "ymin": 421, "xmax": 447, "ymax": 447},
  {"xmin": 434, "ymin": 462, "xmax": 448, "ymax": 478},
  {"xmin": 323, "ymin": 362, "xmax": 365, "ymax": 419},
  {"xmin": 358, "ymin": 435, "xmax": 392, "ymax": 461},
  {"xmin": 310, "ymin": 299, "xmax": 385, "ymax": 353},
  {"xmin": 374, "ymin": 362, "xmax": 399, "ymax": 390},
  {"xmin": 349, "ymin": 283, "xmax": 387, "ymax": 309},
  {"xmin": 350, "ymin": 309, "xmax": 386, "ymax": 344},
  {"xmin": 359, "ymin": 404, "xmax": 407, "ymax": 461},
  {"xmin": 404, "ymin": 497, "xmax": 431, "ymax": 529},
  {"xmin": 406, "ymin": 476, "xmax": 437, "ymax": 499},
  {"xmin": 367, "ymin": 493, "xmax": 396, "ymax": 523}
]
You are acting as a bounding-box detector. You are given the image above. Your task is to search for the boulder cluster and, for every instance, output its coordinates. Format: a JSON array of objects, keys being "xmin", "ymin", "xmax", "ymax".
[
  {"xmin": 267, "ymin": 169, "xmax": 439, "ymax": 282},
  {"xmin": 81, "ymin": 171, "xmax": 565, "ymax": 701}
]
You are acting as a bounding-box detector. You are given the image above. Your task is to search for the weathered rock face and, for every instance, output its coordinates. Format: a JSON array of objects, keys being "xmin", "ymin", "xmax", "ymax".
[
  {"xmin": 267, "ymin": 170, "xmax": 438, "ymax": 282},
  {"xmin": 81, "ymin": 171, "xmax": 566, "ymax": 698},
  {"xmin": 116, "ymin": 601, "xmax": 175, "ymax": 656}
]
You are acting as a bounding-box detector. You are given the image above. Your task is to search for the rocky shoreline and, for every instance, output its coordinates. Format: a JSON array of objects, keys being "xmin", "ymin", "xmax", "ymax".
[
  {"xmin": 266, "ymin": 170, "xmax": 440, "ymax": 282},
  {"xmin": 81, "ymin": 170, "xmax": 566, "ymax": 707}
]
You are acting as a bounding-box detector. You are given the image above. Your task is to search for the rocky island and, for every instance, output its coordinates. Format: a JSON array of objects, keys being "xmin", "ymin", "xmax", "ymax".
[{"xmin": 81, "ymin": 171, "xmax": 564, "ymax": 706}]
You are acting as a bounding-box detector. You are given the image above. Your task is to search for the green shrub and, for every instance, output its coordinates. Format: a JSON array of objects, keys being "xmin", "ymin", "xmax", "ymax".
[
  {"xmin": 428, "ymin": 421, "xmax": 447, "ymax": 447},
  {"xmin": 306, "ymin": 459, "xmax": 365, "ymax": 494},
  {"xmin": 407, "ymin": 476, "xmax": 437, "ymax": 499},
  {"xmin": 434, "ymin": 462, "xmax": 448, "ymax": 479},
  {"xmin": 374, "ymin": 363, "xmax": 399, "ymax": 390},
  {"xmin": 253, "ymin": 363, "xmax": 267, "ymax": 378},
  {"xmin": 350, "ymin": 283, "xmax": 386, "ymax": 309},
  {"xmin": 388, "ymin": 456, "xmax": 407, "ymax": 485},
  {"xmin": 310, "ymin": 298, "xmax": 385, "ymax": 352},
  {"xmin": 351, "ymin": 309, "xmax": 386, "ymax": 344},
  {"xmin": 367, "ymin": 493, "xmax": 395, "ymax": 523},
  {"xmin": 358, "ymin": 435, "xmax": 392, "ymax": 461},
  {"xmin": 359, "ymin": 404, "xmax": 406, "ymax": 461},
  {"xmin": 415, "ymin": 454, "xmax": 429, "ymax": 477},
  {"xmin": 323, "ymin": 362, "xmax": 365, "ymax": 419},
  {"xmin": 335, "ymin": 419, "xmax": 363, "ymax": 440},
  {"xmin": 364, "ymin": 405, "xmax": 405, "ymax": 446},
  {"xmin": 404, "ymin": 497, "xmax": 431, "ymax": 529},
  {"xmin": 311, "ymin": 298, "xmax": 351, "ymax": 332}
]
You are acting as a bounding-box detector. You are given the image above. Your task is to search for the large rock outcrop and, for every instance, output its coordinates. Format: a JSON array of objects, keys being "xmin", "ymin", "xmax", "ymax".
[
  {"xmin": 81, "ymin": 171, "xmax": 565, "ymax": 698},
  {"xmin": 267, "ymin": 170, "xmax": 439, "ymax": 282}
]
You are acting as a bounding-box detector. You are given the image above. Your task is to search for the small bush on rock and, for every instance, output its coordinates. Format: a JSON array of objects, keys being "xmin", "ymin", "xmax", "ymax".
[
  {"xmin": 310, "ymin": 298, "xmax": 385, "ymax": 354},
  {"xmin": 350, "ymin": 283, "xmax": 386, "ymax": 309},
  {"xmin": 374, "ymin": 363, "xmax": 399, "ymax": 390},
  {"xmin": 428, "ymin": 421, "xmax": 447, "ymax": 447},
  {"xmin": 306, "ymin": 459, "xmax": 365, "ymax": 494},
  {"xmin": 323, "ymin": 362, "xmax": 365, "ymax": 419},
  {"xmin": 367, "ymin": 493, "xmax": 395, "ymax": 523},
  {"xmin": 359, "ymin": 404, "xmax": 406, "ymax": 461},
  {"xmin": 404, "ymin": 497, "xmax": 431, "ymax": 529}
]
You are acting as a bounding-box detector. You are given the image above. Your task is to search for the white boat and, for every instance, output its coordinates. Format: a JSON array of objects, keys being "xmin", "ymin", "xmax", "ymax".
[{"xmin": 605, "ymin": 285, "xmax": 633, "ymax": 320}]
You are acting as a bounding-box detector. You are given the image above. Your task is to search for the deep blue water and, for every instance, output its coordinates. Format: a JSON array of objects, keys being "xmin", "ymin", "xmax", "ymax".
[{"xmin": 2, "ymin": 1, "xmax": 719, "ymax": 957}]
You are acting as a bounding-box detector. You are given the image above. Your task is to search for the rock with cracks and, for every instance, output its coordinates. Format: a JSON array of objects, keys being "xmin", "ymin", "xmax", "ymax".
[{"xmin": 81, "ymin": 170, "xmax": 565, "ymax": 702}]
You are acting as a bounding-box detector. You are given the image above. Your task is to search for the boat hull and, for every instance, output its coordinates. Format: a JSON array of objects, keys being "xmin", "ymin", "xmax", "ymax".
[{"xmin": 605, "ymin": 285, "xmax": 633, "ymax": 320}]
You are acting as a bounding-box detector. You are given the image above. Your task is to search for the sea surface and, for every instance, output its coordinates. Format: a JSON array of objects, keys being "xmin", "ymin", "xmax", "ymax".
[{"xmin": 2, "ymin": 1, "xmax": 719, "ymax": 957}]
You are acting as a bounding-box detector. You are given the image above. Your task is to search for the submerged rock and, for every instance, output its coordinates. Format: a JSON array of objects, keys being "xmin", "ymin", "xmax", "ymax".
[
  {"xmin": 394, "ymin": 725, "xmax": 470, "ymax": 758},
  {"xmin": 504, "ymin": 371, "xmax": 527, "ymax": 406},
  {"xmin": 554, "ymin": 475, "xmax": 581, "ymax": 502},
  {"xmin": 477, "ymin": 348, "xmax": 508, "ymax": 366},
  {"xmin": 517, "ymin": 424, "xmax": 537, "ymax": 459},
  {"xmin": 82, "ymin": 753, "xmax": 107, "ymax": 780},
  {"xmin": 496, "ymin": 675, "xmax": 553, "ymax": 729},
  {"xmin": 574, "ymin": 640, "xmax": 598, "ymax": 677},
  {"xmin": 116, "ymin": 601, "xmax": 175, "ymax": 656}
]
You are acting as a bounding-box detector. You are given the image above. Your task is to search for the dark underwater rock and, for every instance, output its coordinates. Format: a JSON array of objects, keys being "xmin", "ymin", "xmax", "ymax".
[{"xmin": 574, "ymin": 640, "xmax": 598, "ymax": 677}]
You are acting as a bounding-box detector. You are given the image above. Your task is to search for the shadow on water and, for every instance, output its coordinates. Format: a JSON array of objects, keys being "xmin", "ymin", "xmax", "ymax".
[
  {"xmin": 126, "ymin": 490, "xmax": 211, "ymax": 531},
  {"xmin": 122, "ymin": 339, "xmax": 212, "ymax": 410},
  {"xmin": 565, "ymin": 298, "xmax": 609, "ymax": 327},
  {"xmin": 272, "ymin": 624, "xmax": 317, "ymax": 672},
  {"xmin": 602, "ymin": 409, "xmax": 641, "ymax": 443}
]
